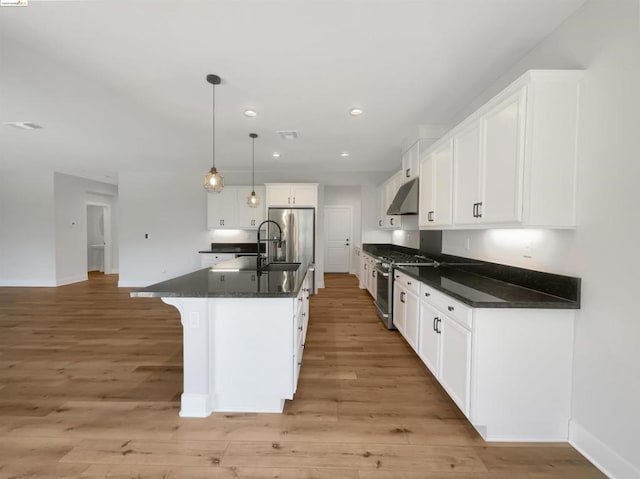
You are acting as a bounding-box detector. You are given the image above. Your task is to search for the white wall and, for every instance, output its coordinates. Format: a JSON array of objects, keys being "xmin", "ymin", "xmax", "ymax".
[
  {"xmin": 442, "ymin": 1, "xmax": 640, "ymax": 476},
  {"xmin": 0, "ymin": 170, "xmax": 56, "ymax": 286},
  {"xmin": 118, "ymin": 170, "xmax": 209, "ymax": 287},
  {"xmin": 54, "ymin": 173, "xmax": 118, "ymax": 285},
  {"xmin": 392, "ymin": 216, "xmax": 420, "ymax": 249}
]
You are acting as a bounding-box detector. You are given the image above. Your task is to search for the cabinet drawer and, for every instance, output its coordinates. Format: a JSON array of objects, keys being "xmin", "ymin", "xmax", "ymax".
[
  {"xmin": 393, "ymin": 270, "xmax": 419, "ymax": 295},
  {"xmin": 420, "ymin": 284, "xmax": 472, "ymax": 330}
]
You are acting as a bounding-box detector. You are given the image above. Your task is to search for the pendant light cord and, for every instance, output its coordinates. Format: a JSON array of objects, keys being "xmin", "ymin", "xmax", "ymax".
[
  {"xmin": 212, "ymin": 84, "xmax": 216, "ymax": 169},
  {"xmin": 252, "ymin": 136, "xmax": 255, "ymax": 191}
]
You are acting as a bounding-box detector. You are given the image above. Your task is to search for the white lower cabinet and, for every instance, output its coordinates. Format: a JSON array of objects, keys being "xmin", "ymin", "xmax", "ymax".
[
  {"xmin": 438, "ymin": 314, "xmax": 472, "ymax": 416},
  {"xmin": 362, "ymin": 253, "xmax": 377, "ymax": 298},
  {"xmin": 417, "ymin": 286, "xmax": 472, "ymax": 416},
  {"xmin": 393, "ymin": 270, "xmax": 419, "ymax": 352},
  {"xmin": 402, "ymin": 276, "xmax": 575, "ymax": 442}
]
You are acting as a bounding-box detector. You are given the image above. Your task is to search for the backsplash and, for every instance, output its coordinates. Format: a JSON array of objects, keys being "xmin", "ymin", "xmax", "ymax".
[
  {"xmin": 208, "ymin": 229, "xmax": 257, "ymax": 244},
  {"xmin": 391, "ymin": 229, "xmax": 419, "ymax": 249}
]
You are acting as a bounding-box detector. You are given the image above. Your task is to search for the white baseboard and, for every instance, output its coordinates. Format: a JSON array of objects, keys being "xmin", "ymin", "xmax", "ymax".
[
  {"xmin": 56, "ymin": 274, "xmax": 87, "ymax": 286},
  {"xmin": 0, "ymin": 279, "xmax": 57, "ymax": 287},
  {"xmin": 569, "ymin": 420, "xmax": 640, "ymax": 479}
]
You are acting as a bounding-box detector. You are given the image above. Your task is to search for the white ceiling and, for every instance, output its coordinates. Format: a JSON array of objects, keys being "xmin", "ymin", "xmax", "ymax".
[{"xmin": 0, "ymin": 0, "xmax": 585, "ymax": 185}]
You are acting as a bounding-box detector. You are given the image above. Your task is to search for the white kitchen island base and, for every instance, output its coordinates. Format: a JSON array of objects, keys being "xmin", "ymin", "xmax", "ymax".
[{"xmin": 162, "ymin": 286, "xmax": 309, "ymax": 417}]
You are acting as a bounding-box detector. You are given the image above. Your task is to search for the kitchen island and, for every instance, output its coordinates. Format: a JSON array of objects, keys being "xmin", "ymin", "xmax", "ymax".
[{"xmin": 131, "ymin": 257, "xmax": 312, "ymax": 417}]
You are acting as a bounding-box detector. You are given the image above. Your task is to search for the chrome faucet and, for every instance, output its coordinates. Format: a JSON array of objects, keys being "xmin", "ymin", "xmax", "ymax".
[{"xmin": 256, "ymin": 220, "xmax": 283, "ymax": 271}]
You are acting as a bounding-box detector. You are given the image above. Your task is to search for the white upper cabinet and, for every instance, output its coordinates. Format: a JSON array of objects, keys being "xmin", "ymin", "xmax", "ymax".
[
  {"xmin": 453, "ymin": 87, "xmax": 527, "ymax": 226},
  {"xmin": 265, "ymin": 183, "xmax": 318, "ymax": 207},
  {"xmin": 236, "ymin": 186, "xmax": 266, "ymax": 228},
  {"xmin": 207, "ymin": 186, "xmax": 266, "ymax": 229},
  {"xmin": 401, "ymin": 141, "xmax": 420, "ymax": 183},
  {"xmin": 419, "ymin": 139, "xmax": 453, "ymax": 228},
  {"xmin": 418, "ymin": 70, "xmax": 583, "ymax": 229},
  {"xmin": 377, "ymin": 172, "xmax": 403, "ymax": 229}
]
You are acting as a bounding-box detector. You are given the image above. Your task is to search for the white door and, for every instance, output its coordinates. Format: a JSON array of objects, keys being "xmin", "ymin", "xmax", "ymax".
[{"xmin": 324, "ymin": 206, "xmax": 352, "ymax": 273}]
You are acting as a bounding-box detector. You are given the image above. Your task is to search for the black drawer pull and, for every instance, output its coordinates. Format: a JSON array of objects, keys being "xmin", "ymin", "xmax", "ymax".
[
  {"xmin": 424, "ymin": 292, "xmax": 430, "ymax": 297},
  {"xmin": 448, "ymin": 305, "xmax": 454, "ymax": 312}
]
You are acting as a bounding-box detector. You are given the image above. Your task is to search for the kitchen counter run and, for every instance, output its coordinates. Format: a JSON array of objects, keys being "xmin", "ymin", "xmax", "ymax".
[
  {"xmin": 131, "ymin": 257, "xmax": 310, "ymax": 298},
  {"xmin": 397, "ymin": 265, "xmax": 579, "ymax": 309}
]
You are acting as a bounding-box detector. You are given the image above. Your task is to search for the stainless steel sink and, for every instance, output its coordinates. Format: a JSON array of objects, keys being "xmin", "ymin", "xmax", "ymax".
[{"xmin": 260, "ymin": 262, "xmax": 301, "ymax": 272}]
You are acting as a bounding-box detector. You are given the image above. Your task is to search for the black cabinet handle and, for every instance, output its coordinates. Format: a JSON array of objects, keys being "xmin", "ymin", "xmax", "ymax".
[
  {"xmin": 406, "ymin": 168, "xmax": 411, "ymax": 178},
  {"xmin": 477, "ymin": 202, "xmax": 483, "ymax": 218},
  {"xmin": 378, "ymin": 220, "xmax": 382, "ymax": 227},
  {"xmin": 390, "ymin": 218, "xmax": 394, "ymax": 225},
  {"xmin": 472, "ymin": 203, "xmax": 477, "ymax": 218},
  {"xmin": 400, "ymin": 292, "xmax": 405, "ymax": 303},
  {"xmin": 407, "ymin": 281, "xmax": 412, "ymax": 285},
  {"xmin": 433, "ymin": 317, "xmax": 438, "ymax": 331},
  {"xmin": 437, "ymin": 318, "xmax": 442, "ymax": 334},
  {"xmin": 448, "ymin": 305, "xmax": 454, "ymax": 312},
  {"xmin": 428, "ymin": 211, "xmax": 434, "ymax": 222},
  {"xmin": 424, "ymin": 292, "xmax": 431, "ymax": 297}
]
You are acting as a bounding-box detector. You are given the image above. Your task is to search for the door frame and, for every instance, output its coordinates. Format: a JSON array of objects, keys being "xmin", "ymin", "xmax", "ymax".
[
  {"xmin": 323, "ymin": 205, "xmax": 353, "ymax": 274},
  {"xmin": 85, "ymin": 202, "xmax": 113, "ymax": 274}
]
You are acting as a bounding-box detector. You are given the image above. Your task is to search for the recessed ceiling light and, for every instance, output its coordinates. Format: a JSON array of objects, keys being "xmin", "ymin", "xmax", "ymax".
[
  {"xmin": 3, "ymin": 121, "xmax": 43, "ymax": 130},
  {"xmin": 272, "ymin": 152, "xmax": 281, "ymax": 158},
  {"xmin": 340, "ymin": 152, "xmax": 350, "ymax": 158},
  {"xmin": 243, "ymin": 109, "xmax": 258, "ymax": 117},
  {"xmin": 349, "ymin": 108, "xmax": 364, "ymax": 116}
]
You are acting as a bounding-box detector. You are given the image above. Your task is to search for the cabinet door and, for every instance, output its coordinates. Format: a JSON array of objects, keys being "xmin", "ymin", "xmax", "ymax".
[
  {"xmin": 290, "ymin": 185, "xmax": 316, "ymax": 207},
  {"xmin": 432, "ymin": 140, "xmax": 453, "ymax": 226},
  {"xmin": 418, "ymin": 152, "xmax": 434, "ymax": 227},
  {"xmin": 402, "ymin": 142, "xmax": 419, "ymax": 182},
  {"xmin": 207, "ymin": 188, "xmax": 238, "ymax": 229},
  {"xmin": 403, "ymin": 289, "xmax": 419, "ymax": 352},
  {"xmin": 439, "ymin": 315, "xmax": 472, "ymax": 416},
  {"xmin": 385, "ymin": 173, "xmax": 403, "ymax": 229},
  {"xmin": 393, "ymin": 282, "xmax": 406, "ymax": 334},
  {"xmin": 453, "ymin": 121, "xmax": 482, "ymax": 225},
  {"xmin": 376, "ymin": 185, "xmax": 386, "ymax": 228},
  {"xmin": 236, "ymin": 186, "xmax": 266, "ymax": 228},
  {"xmin": 480, "ymin": 87, "xmax": 527, "ymax": 224},
  {"xmin": 418, "ymin": 299, "xmax": 440, "ymax": 376},
  {"xmin": 266, "ymin": 185, "xmax": 293, "ymax": 207}
]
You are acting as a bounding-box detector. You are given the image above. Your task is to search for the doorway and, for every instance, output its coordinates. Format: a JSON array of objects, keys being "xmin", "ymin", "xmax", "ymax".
[
  {"xmin": 324, "ymin": 205, "xmax": 352, "ymax": 273},
  {"xmin": 86, "ymin": 204, "xmax": 112, "ymax": 274}
]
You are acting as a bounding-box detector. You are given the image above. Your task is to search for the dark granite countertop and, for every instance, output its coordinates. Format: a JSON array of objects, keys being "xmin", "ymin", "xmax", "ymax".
[
  {"xmin": 397, "ymin": 265, "xmax": 579, "ymax": 309},
  {"xmin": 131, "ymin": 257, "xmax": 310, "ymax": 299},
  {"xmin": 361, "ymin": 243, "xmax": 579, "ymax": 310}
]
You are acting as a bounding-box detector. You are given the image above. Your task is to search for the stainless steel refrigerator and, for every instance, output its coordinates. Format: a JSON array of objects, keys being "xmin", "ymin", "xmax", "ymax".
[{"xmin": 268, "ymin": 207, "xmax": 315, "ymax": 291}]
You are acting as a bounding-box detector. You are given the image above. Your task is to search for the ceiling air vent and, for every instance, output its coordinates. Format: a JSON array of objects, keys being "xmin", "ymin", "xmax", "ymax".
[
  {"xmin": 3, "ymin": 122, "xmax": 43, "ymax": 130},
  {"xmin": 277, "ymin": 130, "xmax": 299, "ymax": 140}
]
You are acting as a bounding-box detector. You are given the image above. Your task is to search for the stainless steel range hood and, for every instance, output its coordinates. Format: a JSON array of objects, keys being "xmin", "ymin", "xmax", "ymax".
[{"xmin": 386, "ymin": 178, "xmax": 418, "ymax": 215}]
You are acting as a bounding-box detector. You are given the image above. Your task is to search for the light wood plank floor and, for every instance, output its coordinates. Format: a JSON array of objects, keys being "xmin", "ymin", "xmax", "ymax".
[{"xmin": 0, "ymin": 272, "xmax": 604, "ymax": 478}]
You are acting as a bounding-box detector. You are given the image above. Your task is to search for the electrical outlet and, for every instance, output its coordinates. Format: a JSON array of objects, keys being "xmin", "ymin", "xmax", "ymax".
[
  {"xmin": 523, "ymin": 239, "xmax": 533, "ymax": 258},
  {"xmin": 465, "ymin": 237, "xmax": 471, "ymax": 251}
]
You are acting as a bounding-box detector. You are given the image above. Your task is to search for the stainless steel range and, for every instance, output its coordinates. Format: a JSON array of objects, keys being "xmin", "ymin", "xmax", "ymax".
[{"xmin": 374, "ymin": 252, "xmax": 437, "ymax": 329}]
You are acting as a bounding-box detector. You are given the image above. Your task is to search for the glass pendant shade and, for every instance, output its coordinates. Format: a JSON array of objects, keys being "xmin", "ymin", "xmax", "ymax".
[
  {"xmin": 246, "ymin": 132, "xmax": 260, "ymax": 207},
  {"xmin": 203, "ymin": 74, "xmax": 224, "ymax": 193},
  {"xmin": 204, "ymin": 167, "xmax": 224, "ymax": 193},
  {"xmin": 247, "ymin": 190, "xmax": 260, "ymax": 208}
]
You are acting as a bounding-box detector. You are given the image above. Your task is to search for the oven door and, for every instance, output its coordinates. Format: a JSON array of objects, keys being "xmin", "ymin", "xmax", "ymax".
[{"xmin": 374, "ymin": 263, "xmax": 392, "ymax": 327}]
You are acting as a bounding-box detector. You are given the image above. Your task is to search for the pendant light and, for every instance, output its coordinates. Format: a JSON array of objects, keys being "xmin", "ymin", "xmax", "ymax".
[
  {"xmin": 203, "ymin": 74, "xmax": 224, "ymax": 193},
  {"xmin": 246, "ymin": 133, "xmax": 260, "ymax": 208}
]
